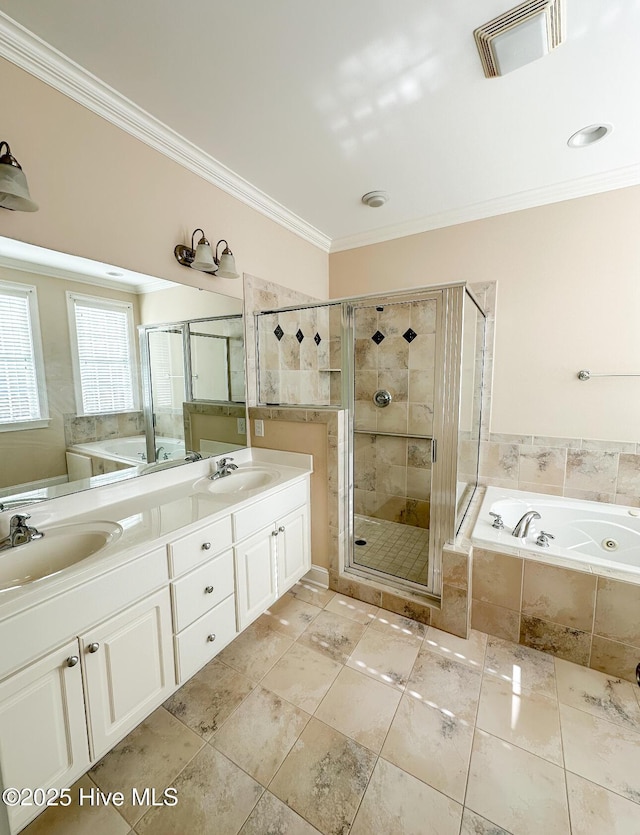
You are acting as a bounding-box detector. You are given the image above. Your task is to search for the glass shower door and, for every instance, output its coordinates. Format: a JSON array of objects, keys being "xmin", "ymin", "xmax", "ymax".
[{"xmin": 350, "ymin": 294, "xmax": 440, "ymax": 590}]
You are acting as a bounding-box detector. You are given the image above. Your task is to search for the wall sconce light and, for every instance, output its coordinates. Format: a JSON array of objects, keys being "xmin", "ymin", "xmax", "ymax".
[
  {"xmin": 174, "ymin": 229, "xmax": 239, "ymax": 279},
  {"xmin": 0, "ymin": 141, "xmax": 38, "ymax": 212}
]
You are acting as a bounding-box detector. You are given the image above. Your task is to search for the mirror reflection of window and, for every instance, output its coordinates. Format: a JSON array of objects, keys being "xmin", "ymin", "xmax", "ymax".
[
  {"xmin": 0, "ymin": 281, "xmax": 49, "ymax": 431},
  {"xmin": 66, "ymin": 292, "xmax": 139, "ymax": 415}
]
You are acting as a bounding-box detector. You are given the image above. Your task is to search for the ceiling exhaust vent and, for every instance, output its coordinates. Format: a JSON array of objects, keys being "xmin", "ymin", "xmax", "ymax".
[{"xmin": 474, "ymin": 0, "xmax": 564, "ymax": 78}]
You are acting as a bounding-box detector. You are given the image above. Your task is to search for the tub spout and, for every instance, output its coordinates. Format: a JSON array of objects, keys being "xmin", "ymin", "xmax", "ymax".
[{"xmin": 512, "ymin": 510, "xmax": 541, "ymax": 538}]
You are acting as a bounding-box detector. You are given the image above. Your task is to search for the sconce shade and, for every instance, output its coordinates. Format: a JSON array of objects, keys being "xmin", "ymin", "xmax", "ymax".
[
  {"xmin": 191, "ymin": 238, "xmax": 216, "ymax": 271},
  {"xmin": 215, "ymin": 241, "xmax": 240, "ymax": 279},
  {"xmin": 0, "ymin": 142, "xmax": 38, "ymax": 212}
]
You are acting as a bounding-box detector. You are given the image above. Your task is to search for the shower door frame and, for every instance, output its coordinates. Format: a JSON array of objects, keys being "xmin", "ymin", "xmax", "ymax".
[{"xmin": 343, "ymin": 283, "xmax": 468, "ymax": 600}]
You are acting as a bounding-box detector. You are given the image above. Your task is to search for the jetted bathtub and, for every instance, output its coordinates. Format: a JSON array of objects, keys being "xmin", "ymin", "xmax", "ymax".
[{"xmin": 472, "ymin": 486, "xmax": 640, "ymax": 578}]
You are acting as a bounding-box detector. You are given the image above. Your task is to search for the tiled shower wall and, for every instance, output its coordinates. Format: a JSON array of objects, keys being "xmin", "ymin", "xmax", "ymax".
[
  {"xmin": 243, "ymin": 274, "xmax": 321, "ymax": 408},
  {"xmin": 256, "ymin": 305, "xmax": 342, "ymax": 406},
  {"xmin": 354, "ymin": 300, "xmax": 436, "ymax": 529}
]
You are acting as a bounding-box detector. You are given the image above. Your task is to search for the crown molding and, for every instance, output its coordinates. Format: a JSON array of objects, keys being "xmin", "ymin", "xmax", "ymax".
[
  {"xmin": 330, "ymin": 163, "xmax": 640, "ymax": 253},
  {"xmin": 0, "ymin": 12, "xmax": 331, "ymax": 253}
]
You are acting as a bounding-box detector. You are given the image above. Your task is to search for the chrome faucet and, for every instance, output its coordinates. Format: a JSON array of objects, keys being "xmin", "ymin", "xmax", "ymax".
[
  {"xmin": 184, "ymin": 450, "xmax": 203, "ymax": 462},
  {"xmin": 0, "ymin": 514, "xmax": 44, "ymax": 550},
  {"xmin": 512, "ymin": 510, "xmax": 541, "ymax": 538},
  {"xmin": 210, "ymin": 457, "xmax": 238, "ymax": 480}
]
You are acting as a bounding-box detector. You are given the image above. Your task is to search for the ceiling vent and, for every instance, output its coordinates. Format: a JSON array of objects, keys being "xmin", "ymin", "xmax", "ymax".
[{"xmin": 474, "ymin": 0, "xmax": 564, "ymax": 78}]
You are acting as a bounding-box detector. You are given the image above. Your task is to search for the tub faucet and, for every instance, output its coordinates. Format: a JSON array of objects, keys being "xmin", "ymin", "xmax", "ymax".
[
  {"xmin": 0, "ymin": 514, "xmax": 44, "ymax": 551},
  {"xmin": 512, "ymin": 510, "xmax": 541, "ymax": 538}
]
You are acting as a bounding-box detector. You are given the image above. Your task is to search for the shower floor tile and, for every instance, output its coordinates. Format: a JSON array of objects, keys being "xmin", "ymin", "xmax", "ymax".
[
  {"xmin": 353, "ymin": 514, "xmax": 429, "ymax": 585},
  {"xmin": 23, "ymin": 594, "xmax": 640, "ymax": 835}
]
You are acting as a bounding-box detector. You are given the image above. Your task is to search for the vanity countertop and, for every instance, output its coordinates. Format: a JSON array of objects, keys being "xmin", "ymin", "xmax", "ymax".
[{"xmin": 0, "ymin": 448, "xmax": 312, "ymax": 621}]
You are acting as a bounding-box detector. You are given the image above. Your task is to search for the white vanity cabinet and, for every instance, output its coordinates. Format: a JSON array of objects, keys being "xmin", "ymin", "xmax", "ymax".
[
  {"xmin": 168, "ymin": 516, "xmax": 238, "ymax": 684},
  {"xmin": 0, "ymin": 640, "xmax": 90, "ymax": 833},
  {"xmin": 233, "ymin": 481, "xmax": 311, "ymax": 630},
  {"xmin": 80, "ymin": 588, "xmax": 174, "ymax": 760},
  {"xmin": 0, "ymin": 460, "xmax": 312, "ymax": 833}
]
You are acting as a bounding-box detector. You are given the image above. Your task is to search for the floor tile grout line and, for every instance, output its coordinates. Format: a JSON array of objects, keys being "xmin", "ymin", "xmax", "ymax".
[
  {"xmin": 460, "ymin": 634, "xmax": 487, "ymax": 812},
  {"xmin": 563, "ymin": 767, "xmax": 640, "ymax": 808}
]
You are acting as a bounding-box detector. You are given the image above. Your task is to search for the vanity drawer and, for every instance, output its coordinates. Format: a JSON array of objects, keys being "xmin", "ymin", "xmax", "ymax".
[
  {"xmin": 171, "ymin": 549, "xmax": 234, "ymax": 632},
  {"xmin": 168, "ymin": 516, "xmax": 233, "ymax": 577},
  {"xmin": 232, "ymin": 480, "xmax": 307, "ymax": 542},
  {"xmin": 174, "ymin": 594, "xmax": 237, "ymax": 683}
]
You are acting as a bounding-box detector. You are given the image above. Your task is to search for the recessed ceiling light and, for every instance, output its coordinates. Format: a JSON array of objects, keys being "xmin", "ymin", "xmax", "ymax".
[
  {"xmin": 567, "ymin": 124, "xmax": 613, "ymax": 148},
  {"xmin": 106, "ymin": 270, "xmax": 124, "ymax": 277},
  {"xmin": 362, "ymin": 191, "xmax": 389, "ymax": 208}
]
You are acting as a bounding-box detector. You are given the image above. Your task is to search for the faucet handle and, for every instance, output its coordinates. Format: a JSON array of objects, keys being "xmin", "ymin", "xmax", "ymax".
[
  {"xmin": 489, "ymin": 512, "xmax": 504, "ymax": 530},
  {"xmin": 536, "ymin": 531, "xmax": 555, "ymax": 547},
  {"xmin": 10, "ymin": 513, "xmax": 31, "ymax": 525}
]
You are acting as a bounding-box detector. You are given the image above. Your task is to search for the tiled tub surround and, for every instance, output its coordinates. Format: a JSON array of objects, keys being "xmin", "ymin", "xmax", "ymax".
[
  {"xmin": 63, "ymin": 410, "xmax": 145, "ymax": 445},
  {"xmin": 22, "ymin": 594, "xmax": 640, "ymax": 835},
  {"xmin": 479, "ymin": 432, "xmax": 640, "ymax": 506},
  {"xmin": 470, "ymin": 489, "xmax": 640, "ymax": 682}
]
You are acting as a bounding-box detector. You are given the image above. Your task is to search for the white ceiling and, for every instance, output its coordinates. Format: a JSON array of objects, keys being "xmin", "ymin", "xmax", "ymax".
[{"xmin": 1, "ymin": 0, "xmax": 639, "ymax": 251}]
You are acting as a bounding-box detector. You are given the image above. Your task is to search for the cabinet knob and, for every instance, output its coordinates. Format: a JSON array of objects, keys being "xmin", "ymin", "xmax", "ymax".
[
  {"xmin": 271, "ymin": 530, "xmax": 278, "ymax": 537},
  {"xmin": 205, "ymin": 585, "xmax": 214, "ymax": 594},
  {"xmin": 202, "ymin": 542, "xmax": 211, "ymax": 550},
  {"xmin": 207, "ymin": 633, "xmax": 216, "ymax": 643},
  {"xmin": 278, "ymin": 526, "xmax": 285, "ymax": 532},
  {"xmin": 88, "ymin": 642, "xmax": 100, "ymax": 653},
  {"xmin": 66, "ymin": 655, "xmax": 79, "ymax": 667}
]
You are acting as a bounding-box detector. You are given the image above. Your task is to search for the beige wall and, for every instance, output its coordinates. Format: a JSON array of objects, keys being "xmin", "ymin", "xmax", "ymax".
[
  {"xmin": 330, "ymin": 186, "xmax": 640, "ymax": 443},
  {"xmin": 139, "ymin": 284, "xmax": 242, "ymax": 324},
  {"xmin": 1, "ymin": 58, "xmax": 328, "ymax": 301}
]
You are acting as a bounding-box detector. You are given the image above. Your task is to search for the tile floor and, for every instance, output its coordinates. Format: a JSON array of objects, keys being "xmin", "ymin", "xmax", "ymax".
[
  {"xmin": 23, "ymin": 580, "xmax": 640, "ymax": 835},
  {"xmin": 353, "ymin": 514, "xmax": 430, "ymax": 585}
]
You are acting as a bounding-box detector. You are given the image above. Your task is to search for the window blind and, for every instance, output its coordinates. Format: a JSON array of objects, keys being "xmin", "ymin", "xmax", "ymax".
[
  {"xmin": 73, "ymin": 299, "xmax": 136, "ymax": 414},
  {"xmin": 0, "ymin": 288, "xmax": 42, "ymax": 424}
]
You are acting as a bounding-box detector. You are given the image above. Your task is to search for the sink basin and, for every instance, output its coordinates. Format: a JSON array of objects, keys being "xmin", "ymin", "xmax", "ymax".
[
  {"xmin": 0, "ymin": 521, "xmax": 123, "ymax": 592},
  {"xmin": 199, "ymin": 467, "xmax": 281, "ymax": 496}
]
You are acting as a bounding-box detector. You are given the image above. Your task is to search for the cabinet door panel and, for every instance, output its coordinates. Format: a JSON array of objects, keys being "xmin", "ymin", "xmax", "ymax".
[
  {"xmin": 234, "ymin": 528, "xmax": 277, "ymax": 630},
  {"xmin": 277, "ymin": 505, "xmax": 311, "ymax": 594},
  {"xmin": 0, "ymin": 640, "xmax": 90, "ymax": 832},
  {"xmin": 81, "ymin": 589, "xmax": 174, "ymax": 760}
]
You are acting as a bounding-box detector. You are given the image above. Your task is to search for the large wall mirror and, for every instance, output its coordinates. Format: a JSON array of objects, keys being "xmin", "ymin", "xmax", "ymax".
[{"xmin": 0, "ymin": 236, "xmax": 245, "ymax": 511}]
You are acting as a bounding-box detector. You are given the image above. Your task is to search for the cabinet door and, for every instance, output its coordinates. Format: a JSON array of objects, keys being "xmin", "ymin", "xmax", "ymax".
[
  {"xmin": 276, "ymin": 504, "xmax": 311, "ymax": 595},
  {"xmin": 81, "ymin": 588, "xmax": 174, "ymax": 760},
  {"xmin": 0, "ymin": 640, "xmax": 90, "ymax": 833},
  {"xmin": 234, "ymin": 526, "xmax": 277, "ymax": 630}
]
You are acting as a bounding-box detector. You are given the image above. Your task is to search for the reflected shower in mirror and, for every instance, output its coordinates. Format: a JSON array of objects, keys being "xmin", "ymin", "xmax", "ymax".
[
  {"xmin": 141, "ymin": 314, "xmax": 246, "ymax": 462},
  {"xmin": 0, "ymin": 236, "xmax": 245, "ymax": 511}
]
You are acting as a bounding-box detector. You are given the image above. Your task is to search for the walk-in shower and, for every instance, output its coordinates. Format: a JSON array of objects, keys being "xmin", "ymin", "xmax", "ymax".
[{"xmin": 254, "ymin": 283, "xmax": 486, "ymax": 600}]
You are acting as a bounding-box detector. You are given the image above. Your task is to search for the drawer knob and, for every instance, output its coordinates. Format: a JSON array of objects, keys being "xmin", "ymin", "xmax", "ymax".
[
  {"xmin": 205, "ymin": 585, "xmax": 214, "ymax": 594},
  {"xmin": 278, "ymin": 526, "xmax": 285, "ymax": 532},
  {"xmin": 207, "ymin": 633, "xmax": 216, "ymax": 643},
  {"xmin": 271, "ymin": 530, "xmax": 278, "ymax": 537},
  {"xmin": 88, "ymin": 642, "xmax": 100, "ymax": 653},
  {"xmin": 202, "ymin": 542, "xmax": 211, "ymax": 550},
  {"xmin": 66, "ymin": 655, "xmax": 79, "ymax": 667}
]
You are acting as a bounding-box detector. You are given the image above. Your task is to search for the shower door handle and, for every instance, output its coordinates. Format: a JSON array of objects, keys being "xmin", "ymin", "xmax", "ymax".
[{"xmin": 431, "ymin": 439, "xmax": 437, "ymax": 464}]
